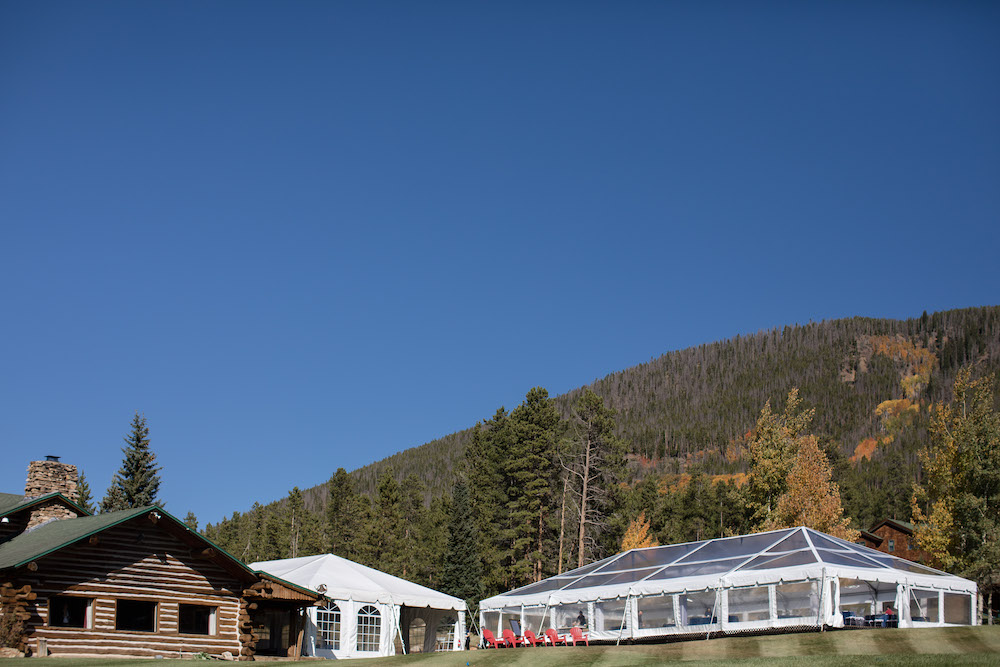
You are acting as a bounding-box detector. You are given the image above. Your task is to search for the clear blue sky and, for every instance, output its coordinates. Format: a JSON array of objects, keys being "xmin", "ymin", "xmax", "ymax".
[{"xmin": 2, "ymin": 1, "xmax": 998, "ymax": 526}]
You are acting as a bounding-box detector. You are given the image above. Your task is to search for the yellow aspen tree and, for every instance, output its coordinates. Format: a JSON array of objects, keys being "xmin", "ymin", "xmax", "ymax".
[
  {"xmin": 620, "ymin": 511, "xmax": 659, "ymax": 551},
  {"xmin": 764, "ymin": 435, "xmax": 860, "ymax": 542}
]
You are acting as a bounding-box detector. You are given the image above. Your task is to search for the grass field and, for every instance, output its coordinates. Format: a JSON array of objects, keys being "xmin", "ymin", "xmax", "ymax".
[{"xmin": 2, "ymin": 626, "xmax": 999, "ymax": 666}]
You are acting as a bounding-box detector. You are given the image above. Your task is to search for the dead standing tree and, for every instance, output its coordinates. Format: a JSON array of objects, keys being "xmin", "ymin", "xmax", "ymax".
[{"xmin": 563, "ymin": 389, "xmax": 627, "ymax": 568}]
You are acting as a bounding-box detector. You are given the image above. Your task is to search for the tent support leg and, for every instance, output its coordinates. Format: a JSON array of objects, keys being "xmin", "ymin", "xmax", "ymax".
[{"xmin": 616, "ymin": 593, "xmax": 632, "ymax": 646}]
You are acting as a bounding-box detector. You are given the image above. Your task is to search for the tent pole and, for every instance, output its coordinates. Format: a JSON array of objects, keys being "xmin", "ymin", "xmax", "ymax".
[
  {"xmin": 817, "ymin": 569, "xmax": 826, "ymax": 632},
  {"xmin": 540, "ymin": 597, "xmax": 552, "ymax": 641},
  {"xmin": 616, "ymin": 591, "xmax": 632, "ymax": 646},
  {"xmin": 706, "ymin": 586, "xmax": 721, "ymax": 641},
  {"xmin": 391, "ymin": 598, "xmax": 407, "ymax": 656}
]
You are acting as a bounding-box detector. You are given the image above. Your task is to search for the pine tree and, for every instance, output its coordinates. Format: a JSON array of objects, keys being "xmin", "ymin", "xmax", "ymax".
[
  {"xmin": 465, "ymin": 408, "xmax": 512, "ymax": 597},
  {"xmin": 441, "ymin": 479, "xmax": 483, "ymax": 606},
  {"xmin": 183, "ymin": 511, "xmax": 199, "ymax": 532},
  {"xmin": 100, "ymin": 412, "xmax": 162, "ymax": 512},
  {"xmin": 75, "ymin": 471, "xmax": 95, "ymax": 513},
  {"xmin": 568, "ymin": 389, "xmax": 627, "ymax": 567},
  {"xmin": 364, "ymin": 469, "xmax": 404, "ymax": 575},
  {"xmin": 326, "ymin": 468, "xmax": 367, "ymax": 562}
]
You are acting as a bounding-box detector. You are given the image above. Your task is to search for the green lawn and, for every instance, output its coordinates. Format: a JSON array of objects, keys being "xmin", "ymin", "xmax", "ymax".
[{"xmin": 3, "ymin": 627, "xmax": 999, "ymax": 665}]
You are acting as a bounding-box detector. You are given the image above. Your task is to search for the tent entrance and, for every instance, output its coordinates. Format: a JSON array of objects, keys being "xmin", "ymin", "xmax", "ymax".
[{"xmin": 400, "ymin": 605, "xmax": 461, "ymax": 653}]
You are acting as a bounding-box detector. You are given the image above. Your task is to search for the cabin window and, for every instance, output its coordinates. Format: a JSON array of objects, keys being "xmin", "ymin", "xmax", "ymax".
[
  {"xmin": 316, "ymin": 603, "xmax": 340, "ymax": 650},
  {"xmin": 356, "ymin": 605, "xmax": 381, "ymax": 652},
  {"xmin": 116, "ymin": 599, "xmax": 157, "ymax": 632},
  {"xmin": 888, "ymin": 539, "xmax": 895, "ymax": 553},
  {"xmin": 49, "ymin": 596, "xmax": 91, "ymax": 628},
  {"xmin": 179, "ymin": 604, "xmax": 216, "ymax": 635}
]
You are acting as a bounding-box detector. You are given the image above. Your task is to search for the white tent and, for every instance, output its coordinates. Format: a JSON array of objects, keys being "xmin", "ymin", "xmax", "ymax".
[
  {"xmin": 253, "ymin": 554, "xmax": 466, "ymax": 659},
  {"xmin": 480, "ymin": 527, "xmax": 977, "ymax": 643}
]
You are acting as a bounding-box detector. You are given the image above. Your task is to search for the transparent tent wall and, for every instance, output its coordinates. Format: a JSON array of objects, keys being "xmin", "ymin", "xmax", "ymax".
[
  {"xmin": 499, "ymin": 607, "xmax": 522, "ymax": 634},
  {"xmin": 522, "ymin": 606, "xmax": 547, "ymax": 634},
  {"xmin": 549, "ymin": 603, "xmax": 588, "ymax": 631},
  {"xmin": 775, "ymin": 581, "xmax": 819, "ymax": 620},
  {"xmin": 593, "ymin": 599, "xmax": 628, "ymax": 633},
  {"xmin": 636, "ymin": 594, "xmax": 675, "ymax": 631},
  {"xmin": 481, "ymin": 611, "xmax": 500, "ymax": 635},
  {"xmin": 909, "ymin": 589, "xmax": 939, "ymax": 623},
  {"xmin": 840, "ymin": 578, "xmax": 895, "ymax": 617},
  {"xmin": 728, "ymin": 586, "xmax": 770, "ymax": 623},
  {"xmin": 678, "ymin": 589, "xmax": 717, "ymax": 626}
]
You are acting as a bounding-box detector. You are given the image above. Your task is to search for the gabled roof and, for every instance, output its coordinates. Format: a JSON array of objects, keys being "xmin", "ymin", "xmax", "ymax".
[
  {"xmin": 869, "ymin": 519, "xmax": 916, "ymax": 535},
  {"xmin": 0, "ymin": 506, "xmax": 152, "ymax": 570},
  {"xmin": 0, "ymin": 504, "xmax": 257, "ymax": 582},
  {"xmin": 0, "ymin": 492, "xmax": 91, "ymax": 519},
  {"xmin": 859, "ymin": 529, "xmax": 883, "ymax": 546},
  {"xmin": 252, "ymin": 553, "xmax": 466, "ymax": 610},
  {"xmin": 0, "ymin": 493, "xmax": 25, "ymax": 514}
]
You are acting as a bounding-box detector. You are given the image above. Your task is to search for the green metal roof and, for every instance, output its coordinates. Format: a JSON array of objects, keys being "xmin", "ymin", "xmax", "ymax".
[
  {"xmin": 0, "ymin": 506, "xmax": 154, "ymax": 570},
  {"xmin": 0, "ymin": 493, "xmax": 25, "ymax": 515},
  {"xmin": 0, "ymin": 491, "xmax": 90, "ymax": 520}
]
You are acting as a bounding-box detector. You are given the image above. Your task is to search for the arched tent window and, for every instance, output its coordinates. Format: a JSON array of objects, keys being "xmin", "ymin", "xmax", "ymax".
[
  {"xmin": 316, "ymin": 603, "xmax": 340, "ymax": 650},
  {"xmin": 357, "ymin": 605, "xmax": 381, "ymax": 652}
]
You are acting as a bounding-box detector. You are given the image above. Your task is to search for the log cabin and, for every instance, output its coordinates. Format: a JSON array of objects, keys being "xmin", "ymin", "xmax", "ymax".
[{"xmin": 0, "ymin": 458, "xmax": 322, "ymax": 660}]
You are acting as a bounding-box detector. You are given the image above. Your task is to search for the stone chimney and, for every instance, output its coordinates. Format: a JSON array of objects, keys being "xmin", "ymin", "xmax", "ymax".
[{"xmin": 24, "ymin": 457, "xmax": 81, "ymax": 530}]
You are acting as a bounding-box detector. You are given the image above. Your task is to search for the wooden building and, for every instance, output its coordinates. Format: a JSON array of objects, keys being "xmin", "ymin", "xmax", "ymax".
[
  {"xmin": 0, "ymin": 458, "xmax": 322, "ymax": 660},
  {"xmin": 866, "ymin": 519, "xmax": 932, "ymax": 564}
]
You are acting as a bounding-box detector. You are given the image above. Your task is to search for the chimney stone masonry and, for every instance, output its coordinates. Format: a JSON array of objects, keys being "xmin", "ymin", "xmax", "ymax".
[
  {"xmin": 24, "ymin": 459, "xmax": 81, "ymax": 530},
  {"xmin": 24, "ymin": 459, "xmax": 79, "ymax": 500}
]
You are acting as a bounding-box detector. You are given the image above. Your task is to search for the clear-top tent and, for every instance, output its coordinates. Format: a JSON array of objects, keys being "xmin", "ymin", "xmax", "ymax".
[{"xmin": 480, "ymin": 527, "xmax": 977, "ymax": 642}]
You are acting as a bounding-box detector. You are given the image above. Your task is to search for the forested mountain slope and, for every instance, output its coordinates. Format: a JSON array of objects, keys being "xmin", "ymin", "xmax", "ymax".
[
  {"xmin": 206, "ymin": 305, "xmax": 999, "ymax": 597},
  {"xmin": 308, "ymin": 305, "xmax": 998, "ymax": 510}
]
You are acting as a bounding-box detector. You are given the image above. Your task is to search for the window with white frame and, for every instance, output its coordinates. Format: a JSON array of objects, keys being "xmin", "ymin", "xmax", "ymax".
[
  {"xmin": 435, "ymin": 616, "xmax": 456, "ymax": 651},
  {"xmin": 357, "ymin": 605, "xmax": 381, "ymax": 652},
  {"xmin": 316, "ymin": 603, "xmax": 340, "ymax": 650}
]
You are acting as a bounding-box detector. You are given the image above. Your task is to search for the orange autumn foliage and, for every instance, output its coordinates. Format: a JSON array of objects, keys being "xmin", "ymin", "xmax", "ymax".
[
  {"xmin": 850, "ymin": 437, "xmax": 880, "ymax": 463},
  {"xmin": 763, "ymin": 435, "xmax": 859, "ymax": 542},
  {"xmin": 620, "ymin": 511, "xmax": 659, "ymax": 551},
  {"xmin": 869, "ymin": 335, "xmax": 937, "ymax": 399}
]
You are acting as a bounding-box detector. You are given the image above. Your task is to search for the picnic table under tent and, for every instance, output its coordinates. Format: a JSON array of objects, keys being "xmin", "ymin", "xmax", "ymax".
[
  {"xmin": 480, "ymin": 526, "xmax": 977, "ymax": 644},
  {"xmin": 253, "ymin": 553, "xmax": 466, "ymax": 658}
]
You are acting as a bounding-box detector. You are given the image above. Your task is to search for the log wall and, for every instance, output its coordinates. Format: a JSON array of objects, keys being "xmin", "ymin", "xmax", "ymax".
[{"xmin": 16, "ymin": 517, "xmax": 251, "ymax": 659}]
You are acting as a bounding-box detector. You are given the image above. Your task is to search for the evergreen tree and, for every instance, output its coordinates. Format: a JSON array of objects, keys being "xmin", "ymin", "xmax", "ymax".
[
  {"xmin": 505, "ymin": 388, "xmax": 563, "ymax": 585},
  {"xmin": 465, "ymin": 408, "xmax": 512, "ymax": 597},
  {"xmin": 100, "ymin": 412, "xmax": 162, "ymax": 512},
  {"xmin": 287, "ymin": 487, "xmax": 306, "ymax": 558},
  {"xmin": 326, "ymin": 468, "xmax": 367, "ymax": 562},
  {"xmin": 75, "ymin": 471, "xmax": 95, "ymax": 513},
  {"xmin": 183, "ymin": 511, "xmax": 199, "ymax": 532},
  {"xmin": 364, "ymin": 468, "xmax": 404, "ymax": 575},
  {"xmin": 567, "ymin": 389, "xmax": 627, "ymax": 567},
  {"xmin": 441, "ymin": 479, "xmax": 482, "ymax": 606}
]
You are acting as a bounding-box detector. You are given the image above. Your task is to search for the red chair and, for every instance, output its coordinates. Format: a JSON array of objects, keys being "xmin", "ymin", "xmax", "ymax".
[
  {"xmin": 502, "ymin": 628, "xmax": 526, "ymax": 647},
  {"xmin": 569, "ymin": 626, "xmax": 589, "ymax": 646},
  {"xmin": 523, "ymin": 629, "xmax": 545, "ymax": 646},
  {"xmin": 545, "ymin": 628, "xmax": 568, "ymax": 646},
  {"xmin": 482, "ymin": 628, "xmax": 506, "ymax": 648}
]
